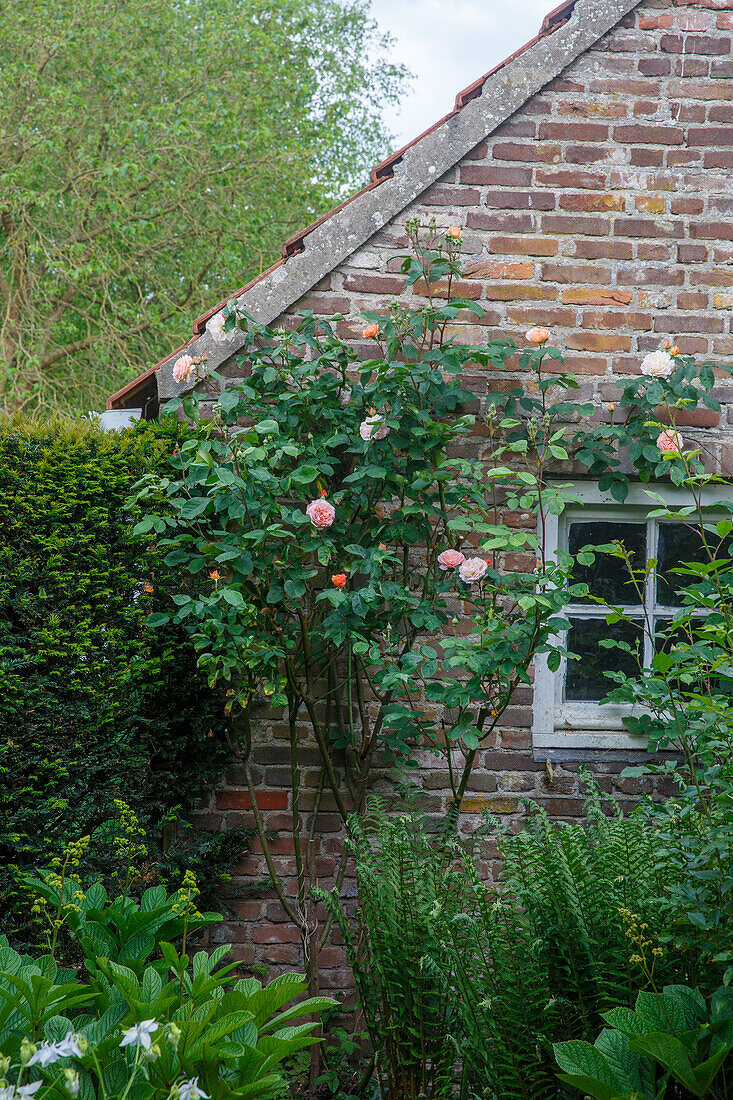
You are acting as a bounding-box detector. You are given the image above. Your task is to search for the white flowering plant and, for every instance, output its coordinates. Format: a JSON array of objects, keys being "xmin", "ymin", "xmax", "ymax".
[{"xmin": 0, "ymin": 932, "xmax": 332, "ymax": 1100}]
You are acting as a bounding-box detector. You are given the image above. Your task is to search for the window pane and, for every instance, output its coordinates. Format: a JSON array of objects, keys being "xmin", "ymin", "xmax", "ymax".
[
  {"xmin": 655, "ymin": 618, "xmax": 733, "ymax": 697},
  {"xmin": 656, "ymin": 524, "xmax": 712, "ymax": 606},
  {"xmin": 568, "ymin": 521, "xmax": 646, "ymax": 606},
  {"xmin": 565, "ymin": 618, "xmax": 642, "ymax": 701}
]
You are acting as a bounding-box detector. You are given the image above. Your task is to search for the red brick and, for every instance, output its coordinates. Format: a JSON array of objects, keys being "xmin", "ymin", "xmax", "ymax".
[
  {"xmin": 493, "ymin": 142, "xmax": 562, "ymax": 163},
  {"xmin": 678, "ymin": 243, "xmax": 709, "ymax": 262},
  {"xmin": 639, "ymin": 13, "xmax": 674, "ymax": 27},
  {"xmin": 630, "ymin": 147, "xmax": 665, "ymax": 166},
  {"xmin": 412, "ymin": 278, "xmax": 482, "ymax": 300},
  {"xmin": 677, "ymin": 292, "xmax": 709, "ymax": 309},
  {"xmin": 639, "ymin": 57, "xmax": 672, "ymax": 75},
  {"xmin": 507, "ymin": 307, "xmax": 577, "ymax": 327},
  {"xmin": 654, "ymin": 314, "xmax": 725, "ymax": 333},
  {"xmin": 420, "ymin": 186, "xmax": 481, "ymax": 206},
  {"xmin": 542, "ymin": 263, "xmax": 612, "ymax": 284},
  {"xmin": 704, "ymin": 150, "xmax": 733, "ymax": 167},
  {"xmin": 709, "ymin": 103, "xmax": 733, "ymax": 120},
  {"xmin": 671, "ymin": 197, "xmax": 705, "ymax": 214},
  {"xmin": 483, "ymin": 190, "xmax": 556, "ymax": 210},
  {"xmin": 614, "ymin": 123, "xmax": 685, "ymax": 144},
  {"xmin": 557, "ymin": 100, "xmax": 628, "ymax": 117},
  {"xmin": 614, "ymin": 218, "xmax": 684, "ymax": 238},
  {"xmin": 342, "ymin": 274, "xmax": 406, "ymax": 294},
  {"xmin": 459, "ymin": 165, "xmax": 532, "ymax": 186},
  {"xmin": 635, "ymin": 196, "xmax": 666, "ymax": 214},
  {"xmin": 560, "ymin": 287, "xmax": 633, "ymax": 305},
  {"xmin": 690, "ymin": 221, "xmax": 733, "ymax": 241},
  {"xmin": 466, "ymin": 211, "xmax": 534, "ymax": 232},
  {"xmin": 581, "ymin": 310, "xmax": 653, "ymax": 330},
  {"xmin": 487, "ymin": 236, "xmax": 559, "ymax": 256},
  {"xmin": 688, "ymin": 125, "xmax": 733, "ymax": 145},
  {"xmin": 566, "ymin": 144, "xmax": 616, "ymax": 164},
  {"xmin": 662, "ymin": 33, "xmax": 731, "ymax": 53},
  {"xmin": 559, "ymin": 192, "xmax": 626, "ymax": 212},
  {"xmin": 535, "ymin": 168, "xmax": 607, "ymax": 189},
  {"xmin": 668, "ymin": 79, "xmax": 733, "ymax": 98},
  {"xmin": 481, "ymin": 284, "xmax": 558, "ymax": 302},
  {"xmin": 573, "ymin": 240, "xmax": 634, "ymax": 260},
  {"xmin": 637, "ymin": 243, "xmax": 671, "ymax": 261},
  {"xmin": 718, "ymin": 13, "xmax": 733, "ymax": 28},
  {"xmin": 542, "ymin": 214, "xmax": 610, "ymax": 236},
  {"xmin": 216, "ymin": 790, "xmax": 288, "ymax": 810},
  {"xmin": 462, "ymin": 259, "xmax": 535, "ymax": 279},
  {"xmin": 565, "ymin": 332, "xmax": 632, "ymax": 351}
]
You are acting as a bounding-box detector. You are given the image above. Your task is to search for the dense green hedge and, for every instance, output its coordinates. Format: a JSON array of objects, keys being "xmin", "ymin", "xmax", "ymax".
[{"xmin": 0, "ymin": 415, "xmax": 243, "ymax": 949}]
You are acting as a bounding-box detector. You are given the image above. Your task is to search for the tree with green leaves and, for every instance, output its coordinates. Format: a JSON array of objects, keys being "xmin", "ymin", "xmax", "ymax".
[{"xmin": 0, "ymin": 0, "xmax": 407, "ymax": 414}]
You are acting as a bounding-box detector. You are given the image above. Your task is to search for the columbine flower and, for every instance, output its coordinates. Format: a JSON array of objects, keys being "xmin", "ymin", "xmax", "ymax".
[
  {"xmin": 120, "ymin": 1020, "xmax": 159, "ymax": 1051},
  {"xmin": 458, "ymin": 557, "xmax": 489, "ymax": 584},
  {"xmin": 177, "ymin": 1079, "xmax": 209, "ymax": 1100},
  {"xmin": 656, "ymin": 429, "xmax": 683, "ymax": 454},
  {"xmin": 206, "ymin": 311, "xmax": 238, "ymax": 345},
  {"xmin": 16, "ymin": 1085, "xmax": 42, "ymax": 1100},
  {"xmin": 641, "ymin": 350, "xmax": 674, "ymax": 378},
  {"xmin": 209, "ymin": 570, "xmax": 220, "ymax": 582},
  {"xmin": 438, "ymin": 549, "xmax": 466, "ymax": 571},
  {"xmin": 63, "ymin": 1069, "xmax": 80, "ymax": 1098},
  {"xmin": 173, "ymin": 355, "xmax": 195, "ymax": 384},
  {"xmin": 526, "ymin": 327, "xmax": 550, "ymax": 345},
  {"xmin": 359, "ymin": 415, "xmax": 389, "ymax": 442},
  {"xmin": 331, "ymin": 574, "xmax": 347, "ymax": 588},
  {"xmin": 362, "ymin": 323, "xmax": 379, "ymax": 339},
  {"xmin": 379, "ymin": 542, "xmax": 387, "ymax": 551},
  {"xmin": 29, "ymin": 1041, "xmax": 68, "ymax": 1068},
  {"xmin": 306, "ymin": 499, "xmax": 336, "ymax": 529}
]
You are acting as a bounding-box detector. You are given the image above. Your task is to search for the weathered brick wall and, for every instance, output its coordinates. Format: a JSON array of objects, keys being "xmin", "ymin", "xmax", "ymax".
[{"xmin": 197, "ymin": 0, "xmax": 733, "ymax": 985}]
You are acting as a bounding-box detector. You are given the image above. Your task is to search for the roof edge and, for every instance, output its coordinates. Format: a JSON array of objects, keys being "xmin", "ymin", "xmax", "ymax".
[{"xmin": 111, "ymin": 0, "xmax": 642, "ymax": 409}]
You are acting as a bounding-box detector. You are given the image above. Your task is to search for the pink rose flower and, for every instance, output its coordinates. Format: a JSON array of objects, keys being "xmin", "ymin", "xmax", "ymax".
[
  {"xmin": 526, "ymin": 327, "xmax": 550, "ymax": 345},
  {"xmin": 173, "ymin": 355, "xmax": 195, "ymax": 384},
  {"xmin": 458, "ymin": 557, "xmax": 489, "ymax": 584},
  {"xmin": 306, "ymin": 498, "xmax": 336, "ymax": 529},
  {"xmin": 359, "ymin": 415, "xmax": 389, "ymax": 442},
  {"xmin": 656, "ymin": 429, "xmax": 683, "ymax": 454},
  {"xmin": 437, "ymin": 548, "xmax": 466, "ymax": 571}
]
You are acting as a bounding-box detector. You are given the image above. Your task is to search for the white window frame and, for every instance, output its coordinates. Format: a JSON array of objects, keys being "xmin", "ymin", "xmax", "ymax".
[{"xmin": 532, "ymin": 481, "xmax": 729, "ymax": 754}]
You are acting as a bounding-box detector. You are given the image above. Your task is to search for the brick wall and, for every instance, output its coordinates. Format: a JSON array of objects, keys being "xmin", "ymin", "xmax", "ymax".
[{"xmin": 197, "ymin": 0, "xmax": 733, "ymax": 986}]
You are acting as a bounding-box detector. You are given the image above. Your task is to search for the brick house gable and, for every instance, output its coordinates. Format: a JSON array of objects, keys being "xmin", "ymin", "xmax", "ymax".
[{"xmin": 108, "ymin": 0, "xmax": 733, "ymax": 975}]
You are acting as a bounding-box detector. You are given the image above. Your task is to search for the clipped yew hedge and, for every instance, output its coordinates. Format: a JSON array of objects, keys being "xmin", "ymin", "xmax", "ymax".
[{"xmin": 0, "ymin": 415, "xmax": 242, "ymax": 949}]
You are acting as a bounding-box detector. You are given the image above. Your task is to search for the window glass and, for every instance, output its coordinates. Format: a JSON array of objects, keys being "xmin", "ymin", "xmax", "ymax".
[
  {"xmin": 568, "ymin": 521, "xmax": 646, "ymax": 606},
  {"xmin": 565, "ymin": 617, "xmax": 642, "ymax": 701},
  {"xmin": 656, "ymin": 523, "xmax": 708, "ymax": 606}
]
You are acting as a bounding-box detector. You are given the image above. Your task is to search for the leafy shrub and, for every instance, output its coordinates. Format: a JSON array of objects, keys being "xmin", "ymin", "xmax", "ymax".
[
  {"xmin": 555, "ymin": 984, "xmax": 733, "ymax": 1100},
  {"xmin": 322, "ymin": 793, "xmax": 704, "ymax": 1100},
  {"xmin": 0, "ymin": 415, "xmax": 244, "ymax": 950},
  {"xmin": 0, "ymin": 912, "xmax": 333, "ymax": 1100}
]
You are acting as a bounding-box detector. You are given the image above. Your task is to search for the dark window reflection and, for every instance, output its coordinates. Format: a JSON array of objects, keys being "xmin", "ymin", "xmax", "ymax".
[
  {"xmin": 569, "ymin": 522, "xmax": 646, "ymax": 606},
  {"xmin": 566, "ymin": 617, "xmax": 642, "ymax": 701},
  {"xmin": 657, "ymin": 524, "xmax": 709, "ymax": 606},
  {"xmin": 655, "ymin": 617, "xmax": 733, "ymax": 697}
]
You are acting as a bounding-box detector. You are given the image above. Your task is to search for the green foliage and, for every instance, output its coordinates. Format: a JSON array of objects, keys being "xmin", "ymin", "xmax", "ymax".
[
  {"xmin": 0, "ymin": 416, "xmax": 243, "ymax": 951},
  {"xmin": 0, "ymin": 0, "xmax": 408, "ymax": 414},
  {"xmin": 132, "ymin": 225, "xmax": 586, "ymax": 978},
  {"xmin": 321, "ymin": 792, "xmax": 701, "ymax": 1100},
  {"xmin": 555, "ymin": 984, "xmax": 733, "ymax": 1100},
  {"xmin": 0, "ymin": 861, "xmax": 335, "ymax": 1100},
  {"xmin": 570, "ymin": 369, "xmax": 733, "ymax": 982}
]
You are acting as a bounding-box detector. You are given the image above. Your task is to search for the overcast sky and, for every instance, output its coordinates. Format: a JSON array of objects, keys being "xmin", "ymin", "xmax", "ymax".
[{"xmin": 369, "ymin": 0, "xmax": 556, "ymax": 150}]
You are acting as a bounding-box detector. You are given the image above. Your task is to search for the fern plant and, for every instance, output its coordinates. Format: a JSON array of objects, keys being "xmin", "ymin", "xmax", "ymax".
[{"xmin": 322, "ymin": 789, "xmax": 698, "ymax": 1100}]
